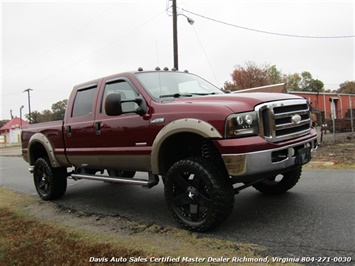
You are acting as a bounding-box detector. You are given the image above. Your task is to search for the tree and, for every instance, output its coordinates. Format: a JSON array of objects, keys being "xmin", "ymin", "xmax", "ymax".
[
  {"xmin": 298, "ymin": 71, "xmax": 324, "ymax": 92},
  {"xmin": 309, "ymin": 79, "xmax": 324, "ymax": 93},
  {"xmin": 267, "ymin": 65, "xmax": 283, "ymax": 84},
  {"xmin": 51, "ymin": 99, "xmax": 68, "ymax": 120},
  {"xmin": 224, "ymin": 62, "xmax": 325, "ymax": 93},
  {"xmin": 300, "ymin": 71, "xmax": 313, "ymax": 91},
  {"xmin": 225, "ymin": 61, "xmax": 280, "ymax": 91},
  {"xmin": 0, "ymin": 120, "xmax": 10, "ymax": 128},
  {"xmin": 283, "ymin": 73, "xmax": 302, "ymax": 91},
  {"xmin": 338, "ymin": 81, "xmax": 355, "ymax": 94},
  {"xmin": 41, "ymin": 110, "xmax": 53, "ymax": 121},
  {"xmin": 25, "ymin": 111, "xmax": 45, "ymax": 123},
  {"xmin": 24, "ymin": 99, "xmax": 67, "ymax": 123}
]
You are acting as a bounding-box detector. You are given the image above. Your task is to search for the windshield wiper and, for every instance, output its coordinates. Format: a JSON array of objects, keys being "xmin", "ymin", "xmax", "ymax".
[
  {"xmin": 189, "ymin": 92, "xmax": 218, "ymax": 96},
  {"xmin": 159, "ymin": 93, "xmax": 193, "ymax": 98},
  {"xmin": 159, "ymin": 92, "xmax": 220, "ymax": 99}
]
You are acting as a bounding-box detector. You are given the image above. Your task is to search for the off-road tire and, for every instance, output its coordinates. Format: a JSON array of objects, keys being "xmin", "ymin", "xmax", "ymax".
[
  {"xmin": 33, "ymin": 158, "xmax": 67, "ymax": 200},
  {"xmin": 253, "ymin": 166, "xmax": 302, "ymax": 195},
  {"xmin": 164, "ymin": 157, "xmax": 234, "ymax": 232}
]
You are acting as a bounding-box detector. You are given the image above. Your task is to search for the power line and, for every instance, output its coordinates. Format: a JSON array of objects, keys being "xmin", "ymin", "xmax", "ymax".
[
  {"xmin": 182, "ymin": 8, "xmax": 355, "ymax": 39},
  {"xmin": 192, "ymin": 25, "xmax": 219, "ymax": 85}
]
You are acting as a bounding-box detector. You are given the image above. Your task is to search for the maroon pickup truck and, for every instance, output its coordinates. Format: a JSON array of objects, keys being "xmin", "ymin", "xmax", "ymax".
[{"xmin": 22, "ymin": 68, "xmax": 317, "ymax": 231}]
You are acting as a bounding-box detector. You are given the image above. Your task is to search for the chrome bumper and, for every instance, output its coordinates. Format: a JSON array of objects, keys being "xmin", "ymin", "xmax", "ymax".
[{"xmin": 222, "ymin": 139, "xmax": 316, "ymax": 177}]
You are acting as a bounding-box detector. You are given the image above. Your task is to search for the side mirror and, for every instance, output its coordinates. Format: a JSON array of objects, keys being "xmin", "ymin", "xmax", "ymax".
[
  {"xmin": 104, "ymin": 93, "xmax": 148, "ymax": 116},
  {"xmin": 105, "ymin": 93, "xmax": 123, "ymax": 116}
]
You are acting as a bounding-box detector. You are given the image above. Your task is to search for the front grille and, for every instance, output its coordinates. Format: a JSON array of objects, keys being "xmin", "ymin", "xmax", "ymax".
[{"xmin": 256, "ymin": 99, "xmax": 311, "ymax": 142}]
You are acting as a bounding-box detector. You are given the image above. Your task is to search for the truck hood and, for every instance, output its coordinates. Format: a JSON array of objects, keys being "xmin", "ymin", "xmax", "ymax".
[{"xmin": 172, "ymin": 92, "xmax": 303, "ymax": 113}]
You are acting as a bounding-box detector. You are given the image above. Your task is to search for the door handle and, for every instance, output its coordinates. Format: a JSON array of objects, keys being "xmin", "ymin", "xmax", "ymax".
[
  {"xmin": 95, "ymin": 122, "xmax": 101, "ymax": 135},
  {"xmin": 66, "ymin": 125, "xmax": 71, "ymax": 137}
]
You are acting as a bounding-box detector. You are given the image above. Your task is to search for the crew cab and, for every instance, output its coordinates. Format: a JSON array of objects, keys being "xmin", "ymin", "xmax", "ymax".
[{"xmin": 22, "ymin": 68, "xmax": 317, "ymax": 231}]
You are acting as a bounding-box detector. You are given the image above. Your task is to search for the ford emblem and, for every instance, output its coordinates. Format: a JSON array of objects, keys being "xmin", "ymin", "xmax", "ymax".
[{"xmin": 291, "ymin": 114, "xmax": 302, "ymax": 124}]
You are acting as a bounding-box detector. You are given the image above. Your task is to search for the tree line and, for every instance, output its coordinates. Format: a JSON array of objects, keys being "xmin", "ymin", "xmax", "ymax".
[
  {"xmin": 223, "ymin": 61, "xmax": 355, "ymax": 94},
  {"xmin": 25, "ymin": 99, "xmax": 68, "ymax": 124},
  {"xmin": 0, "ymin": 100, "xmax": 68, "ymax": 127}
]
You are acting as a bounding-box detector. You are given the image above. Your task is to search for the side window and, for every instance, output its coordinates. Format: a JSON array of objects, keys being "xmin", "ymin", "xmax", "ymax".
[
  {"xmin": 72, "ymin": 86, "xmax": 96, "ymax": 117},
  {"xmin": 101, "ymin": 80, "xmax": 139, "ymax": 114}
]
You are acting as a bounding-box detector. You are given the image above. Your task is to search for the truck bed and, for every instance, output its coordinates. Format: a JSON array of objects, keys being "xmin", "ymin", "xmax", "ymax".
[{"xmin": 21, "ymin": 120, "xmax": 67, "ymax": 166}]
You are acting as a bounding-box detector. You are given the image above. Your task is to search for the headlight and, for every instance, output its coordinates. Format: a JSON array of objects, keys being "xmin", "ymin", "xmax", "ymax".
[{"xmin": 225, "ymin": 111, "xmax": 259, "ymax": 138}]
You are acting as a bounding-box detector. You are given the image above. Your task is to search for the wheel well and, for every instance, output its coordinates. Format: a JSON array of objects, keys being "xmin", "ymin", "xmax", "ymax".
[
  {"xmin": 157, "ymin": 132, "xmax": 225, "ymax": 175},
  {"xmin": 29, "ymin": 142, "xmax": 48, "ymax": 165}
]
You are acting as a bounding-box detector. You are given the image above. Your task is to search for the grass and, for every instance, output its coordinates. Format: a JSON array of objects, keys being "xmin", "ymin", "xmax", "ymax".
[
  {"xmin": 0, "ymin": 187, "xmax": 300, "ymax": 266},
  {"xmin": 0, "ymin": 188, "xmax": 146, "ymax": 266},
  {"xmin": 305, "ymin": 140, "xmax": 355, "ymax": 169},
  {"xmin": 0, "ymin": 208, "xmax": 144, "ymax": 266}
]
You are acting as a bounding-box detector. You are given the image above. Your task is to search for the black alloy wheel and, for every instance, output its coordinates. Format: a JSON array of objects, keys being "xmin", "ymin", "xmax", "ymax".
[
  {"xmin": 164, "ymin": 157, "xmax": 234, "ymax": 232},
  {"xmin": 33, "ymin": 158, "xmax": 67, "ymax": 200}
]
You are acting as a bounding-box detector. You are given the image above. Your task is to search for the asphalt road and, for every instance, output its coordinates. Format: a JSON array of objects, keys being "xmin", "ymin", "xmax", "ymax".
[{"xmin": 1, "ymin": 156, "xmax": 354, "ymax": 263}]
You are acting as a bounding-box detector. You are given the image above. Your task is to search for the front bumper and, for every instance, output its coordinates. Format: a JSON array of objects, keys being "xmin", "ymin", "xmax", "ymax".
[{"xmin": 221, "ymin": 137, "xmax": 316, "ymax": 177}]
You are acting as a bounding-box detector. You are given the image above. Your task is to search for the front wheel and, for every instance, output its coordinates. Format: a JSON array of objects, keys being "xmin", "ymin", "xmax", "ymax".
[
  {"xmin": 164, "ymin": 158, "xmax": 234, "ymax": 232},
  {"xmin": 33, "ymin": 158, "xmax": 67, "ymax": 200},
  {"xmin": 253, "ymin": 166, "xmax": 302, "ymax": 195}
]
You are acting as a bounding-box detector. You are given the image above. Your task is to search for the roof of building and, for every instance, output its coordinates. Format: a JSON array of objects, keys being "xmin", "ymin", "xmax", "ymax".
[
  {"xmin": 233, "ymin": 83, "xmax": 287, "ymax": 93},
  {"xmin": 0, "ymin": 117, "xmax": 29, "ymax": 132}
]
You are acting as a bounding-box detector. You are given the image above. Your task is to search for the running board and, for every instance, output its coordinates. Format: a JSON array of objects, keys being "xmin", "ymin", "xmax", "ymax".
[{"xmin": 71, "ymin": 172, "xmax": 159, "ymax": 188}]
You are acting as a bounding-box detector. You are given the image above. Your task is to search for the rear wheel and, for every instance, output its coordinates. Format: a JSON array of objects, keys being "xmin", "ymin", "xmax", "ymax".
[
  {"xmin": 164, "ymin": 157, "xmax": 234, "ymax": 232},
  {"xmin": 253, "ymin": 166, "xmax": 302, "ymax": 195},
  {"xmin": 33, "ymin": 158, "xmax": 67, "ymax": 200}
]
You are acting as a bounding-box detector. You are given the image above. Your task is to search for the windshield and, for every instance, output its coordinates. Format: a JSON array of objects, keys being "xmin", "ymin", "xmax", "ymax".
[{"xmin": 135, "ymin": 71, "xmax": 223, "ymax": 101}]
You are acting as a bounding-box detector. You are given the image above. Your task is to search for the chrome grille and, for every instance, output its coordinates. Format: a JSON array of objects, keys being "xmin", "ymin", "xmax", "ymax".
[{"xmin": 256, "ymin": 99, "xmax": 311, "ymax": 142}]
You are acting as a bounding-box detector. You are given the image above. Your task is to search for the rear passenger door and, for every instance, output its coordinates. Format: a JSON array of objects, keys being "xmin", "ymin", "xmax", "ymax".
[{"xmin": 64, "ymin": 82, "xmax": 100, "ymax": 167}]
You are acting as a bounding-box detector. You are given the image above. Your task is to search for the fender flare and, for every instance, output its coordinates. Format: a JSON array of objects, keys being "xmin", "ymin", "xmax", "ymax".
[
  {"xmin": 151, "ymin": 118, "xmax": 222, "ymax": 174},
  {"xmin": 28, "ymin": 133, "xmax": 61, "ymax": 167}
]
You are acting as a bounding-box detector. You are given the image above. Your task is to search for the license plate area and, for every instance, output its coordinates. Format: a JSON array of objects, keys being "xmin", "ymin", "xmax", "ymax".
[{"xmin": 296, "ymin": 147, "xmax": 311, "ymax": 165}]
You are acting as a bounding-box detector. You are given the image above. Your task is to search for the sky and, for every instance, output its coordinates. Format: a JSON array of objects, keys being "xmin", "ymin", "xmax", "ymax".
[{"xmin": 1, "ymin": 0, "xmax": 354, "ymax": 120}]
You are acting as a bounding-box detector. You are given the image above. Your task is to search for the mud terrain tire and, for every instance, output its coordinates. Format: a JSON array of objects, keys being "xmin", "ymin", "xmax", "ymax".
[
  {"xmin": 253, "ymin": 166, "xmax": 302, "ymax": 195},
  {"xmin": 33, "ymin": 158, "xmax": 67, "ymax": 200},
  {"xmin": 164, "ymin": 157, "xmax": 234, "ymax": 232}
]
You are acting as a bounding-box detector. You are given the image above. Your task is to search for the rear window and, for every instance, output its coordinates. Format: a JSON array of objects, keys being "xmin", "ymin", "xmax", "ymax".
[{"xmin": 71, "ymin": 86, "xmax": 96, "ymax": 117}]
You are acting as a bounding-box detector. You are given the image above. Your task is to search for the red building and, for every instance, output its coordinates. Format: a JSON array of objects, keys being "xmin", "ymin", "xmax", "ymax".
[
  {"xmin": 291, "ymin": 91, "xmax": 355, "ymax": 120},
  {"xmin": 0, "ymin": 117, "xmax": 29, "ymax": 145}
]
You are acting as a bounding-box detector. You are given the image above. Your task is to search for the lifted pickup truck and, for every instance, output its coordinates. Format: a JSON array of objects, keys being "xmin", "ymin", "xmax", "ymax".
[{"xmin": 22, "ymin": 68, "xmax": 317, "ymax": 231}]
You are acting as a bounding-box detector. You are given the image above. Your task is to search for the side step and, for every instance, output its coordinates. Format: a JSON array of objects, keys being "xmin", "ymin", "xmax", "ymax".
[{"xmin": 71, "ymin": 172, "xmax": 159, "ymax": 188}]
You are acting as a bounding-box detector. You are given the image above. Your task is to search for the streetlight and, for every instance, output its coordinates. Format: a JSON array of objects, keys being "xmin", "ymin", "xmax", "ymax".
[
  {"xmin": 23, "ymin": 88, "xmax": 33, "ymax": 124},
  {"xmin": 172, "ymin": 0, "xmax": 194, "ymax": 70},
  {"xmin": 20, "ymin": 105, "xmax": 24, "ymax": 128}
]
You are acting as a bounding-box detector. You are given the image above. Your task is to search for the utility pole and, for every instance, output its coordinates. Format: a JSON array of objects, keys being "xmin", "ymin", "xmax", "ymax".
[
  {"xmin": 172, "ymin": 0, "xmax": 178, "ymax": 70},
  {"xmin": 23, "ymin": 88, "xmax": 33, "ymax": 124},
  {"xmin": 171, "ymin": 0, "xmax": 194, "ymax": 70}
]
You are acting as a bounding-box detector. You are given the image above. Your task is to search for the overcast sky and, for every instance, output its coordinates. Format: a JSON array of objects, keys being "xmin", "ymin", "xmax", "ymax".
[{"xmin": 1, "ymin": 0, "xmax": 354, "ymax": 120}]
